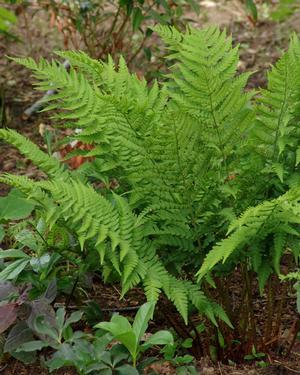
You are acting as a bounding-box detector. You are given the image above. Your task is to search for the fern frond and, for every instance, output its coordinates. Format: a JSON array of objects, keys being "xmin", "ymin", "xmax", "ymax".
[
  {"xmin": 55, "ymin": 50, "xmax": 104, "ymax": 84},
  {"xmin": 156, "ymin": 26, "xmax": 254, "ymax": 165},
  {"xmin": 152, "ymin": 24, "xmax": 183, "ymax": 48},
  {"xmin": 197, "ymin": 187, "xmax": 300, "ymax": 280},
  {"xmin": 253, "ymin": 34, "xmax": 300, "ymax": 163},
  {"xmin": 0, "ymin": 129, "xmax": 67, "ymax": 179}
]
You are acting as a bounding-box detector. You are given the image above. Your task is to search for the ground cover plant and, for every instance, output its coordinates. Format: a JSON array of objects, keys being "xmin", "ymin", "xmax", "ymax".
[{"xmin": 1, "ymin": 23, "xmax": 300, "ymax": 373}]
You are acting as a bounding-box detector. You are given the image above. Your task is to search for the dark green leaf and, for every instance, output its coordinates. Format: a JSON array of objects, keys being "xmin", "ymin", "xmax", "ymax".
[
  {"xmin": 132, "ymin": 8, "xmax": 143, "ymax": 31},
  {"xmin": 246, "ymin": 0, "xmax": 258, "ymax": 22},
  {"xmin": 18, "ymin": 340, "xmax": 48, "ymax": 352}
]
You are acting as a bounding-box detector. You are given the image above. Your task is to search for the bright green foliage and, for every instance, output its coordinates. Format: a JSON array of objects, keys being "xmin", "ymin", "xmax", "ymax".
[
  {"xmin": 198, "ymin": 32, "xmax": 300, "ymax": 291},
  {"xmin": 0, "ymin": 6, "xmax": 16, "ymax": 37},
  {"xmin": 197, "ymin": 187, "xmax": 300, "ymax": 283},
  {"xmin": 2, "ymin": 26, "xmax": 300, "ymax": 326},
  {"xmin": 252, "ymin": 34, "xmax": 300, "ymax": 175},
  {"xmin": 0, "ymin": 130, "xmax": 67, "ymax": 179},
  {"xmin": 96, "ymin": 302, "xmax": 173, "ymax": 367},
  {"xmin": 271, "ymin": 0, "xmax": 300, "ymax": 21}
]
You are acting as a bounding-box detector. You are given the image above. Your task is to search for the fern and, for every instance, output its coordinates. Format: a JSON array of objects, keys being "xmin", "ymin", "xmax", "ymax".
[
  {"xmin": 155, "ymin": 25, "xmax": 255, "ymax": 167},
  {"xmin": 0, "ymin": 129, "xmax": 67, "ymax": 179},
  {"xmin": 197, "ymin": 186, "xmax": 300, "ymax": 280},
  {"xmin": 251, "ymin": 34, "xmax": 300, "ymax": 184},
  {"xmin": 3, "ymin": 26, "xmax": 300, "ymax": 328},
  {"xmin": 0, "ymin": 172, "xmax": 224, "ymax": 324}
]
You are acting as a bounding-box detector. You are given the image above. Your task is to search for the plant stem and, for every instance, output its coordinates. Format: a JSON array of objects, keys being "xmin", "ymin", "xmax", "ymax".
[
  {"xmin": 66, "ymin": 273, "xmax": 80, "ymax": 309},
  {"xmin": 264, "ymin": 277, "xmax": 274, "ymax": 346}
]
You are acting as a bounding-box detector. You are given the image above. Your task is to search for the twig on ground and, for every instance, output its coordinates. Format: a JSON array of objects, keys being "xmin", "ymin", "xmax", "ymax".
[{"xmin": 273, "ymin": 360, "xmax": 300, "ymax": 373}]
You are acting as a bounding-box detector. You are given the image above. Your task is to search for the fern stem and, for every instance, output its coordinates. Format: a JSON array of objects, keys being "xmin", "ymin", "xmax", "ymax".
[
  {"xmin": 243, "ymin": 265, "xmax": 258, "ymax": 349},
  {"xmin": 263, "ymin": 277, "xmax": 274, "ymax": 345},
  {"xmin": 286, "ymin": 319, "xmax": 300, "ymax": 357},
  {"xmin": 189, "ymin": 319, "xmax": 204, "ymax": 358},
  {"xmin": 66, "ymin": 273, "xmax": 80, "ymax": 309},
  {"xmin": 215, "ymin": 278, "xmax": 235, "ymax": 327},
  {"xmin": 272, "ymin": 278, "xmax": 285, "ymax": 347}
]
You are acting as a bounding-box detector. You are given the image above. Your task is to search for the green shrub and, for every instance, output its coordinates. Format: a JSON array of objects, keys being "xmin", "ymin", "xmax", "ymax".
[{"xmin": 1, "ymin": 25, "xmax": 300, "ymax": 356}]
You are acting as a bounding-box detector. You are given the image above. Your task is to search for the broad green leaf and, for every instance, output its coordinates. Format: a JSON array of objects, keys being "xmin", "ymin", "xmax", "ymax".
[
  {"xmin": 11, "ymin": 350, "xmax": 36, "ymax": 364},
  {"xmin": 33, "ymin": 316, "xmax": 59, "ymax": 342},
  {"xmin": 30, "ymin": 254, "xmax": 51, "ymax": 272},
  {"xmin": 55, "ymin": 308, "xmax": 66, "ymax": 331},
  {"xmin": 0, "ymin": 258, "xmax": 29, "ymax": 280},
  {"xmin": 17, "ymin": 340, "xmax": 48, "ymax": 352},
  {"xmin": 182, "ymin": 338, "xmax": 193, "ymax": 349},
  {"xmin": 116, "ymin": 331, "xmax": 137, "ymax": 359},
  {"xmin": 15, "ymin": 229, "xmax": 39, "ymax": 251},
  {"xmin": 0, "ymin": 249, "xmax": 29, "ymax": 260},
  {"xmin": 64, "ymin": 310, "xmax": 83, "ymax": 327},
  {"xmin": 246, "ymin": 0, "xmax": 258, "ymax": 21},
  {"xmin": 116, "ymin": 364, "xmax": 139, "ymax": 375},
  {"xmin": 142, "ymin": 330, "xmax": 173, "ymax": 347},
  {"xmin": 132, "ymin": 302, "xmax": 155, "ymax": 343},
  {"xmin": 96, "ymin": 315, "xmax": 132, "ymax": 336},
  {"xmin": 0, "ymin": 189, "xmax": 35, "ymax": 221},
  {"xmin": 132, "ymin": 7, "xmax": 143, "ymax": 31}
]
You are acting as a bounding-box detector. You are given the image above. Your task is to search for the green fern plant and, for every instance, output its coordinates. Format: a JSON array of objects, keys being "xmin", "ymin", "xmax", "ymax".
[{"xmin": 1, "ymin": 25, "xmax": 300, "ymax": 357}]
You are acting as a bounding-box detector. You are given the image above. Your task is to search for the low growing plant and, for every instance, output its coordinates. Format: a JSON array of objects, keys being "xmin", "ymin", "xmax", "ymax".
[
  {"xmin": 0, "ymin": 279, "xmax": 56, "ymax": 363},
  {"xmin": 96, "ymin": 301, "xmax": 173, "ymax": 367},
  {"xmin": 3, "ymin": 301, "xmax": 173, "ymax": 374},
  {"xmin": 1, "ymin": 24, "xmax": 300, "ymax": 360}
]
